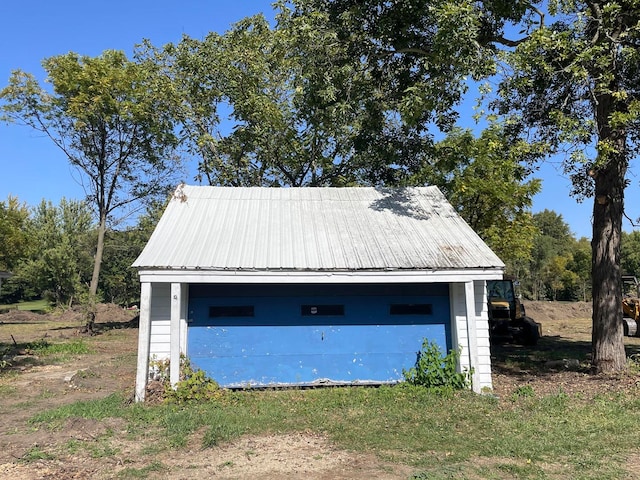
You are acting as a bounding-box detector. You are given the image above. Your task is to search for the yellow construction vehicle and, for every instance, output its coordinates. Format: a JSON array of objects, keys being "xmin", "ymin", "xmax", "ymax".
[{"xmin": 487, "ymin": 278, "xmax": 542, "ymax": 345}]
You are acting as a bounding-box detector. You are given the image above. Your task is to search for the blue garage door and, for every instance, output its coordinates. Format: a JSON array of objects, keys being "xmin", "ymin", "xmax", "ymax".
[{"xmin": 188, "ymin": 283, "xmax": 451, "ymax": 387}]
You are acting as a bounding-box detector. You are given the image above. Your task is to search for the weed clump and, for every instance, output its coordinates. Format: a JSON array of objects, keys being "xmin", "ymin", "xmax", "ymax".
[
  {"xmin": 402, "ymin": 339, "xmax": 472, "ymax": 393},
  {"xmin": 150, "ymin": 356, "xmax": 224, "ymax": 404}
]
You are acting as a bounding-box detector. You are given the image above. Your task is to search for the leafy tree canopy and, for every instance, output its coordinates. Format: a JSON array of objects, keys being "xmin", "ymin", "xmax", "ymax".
[
  {"xmin": 297, "ymin": 0, "xmax": 640, "ymax": 372},
  {"xmin": 0, "ymin": 196, "xmax": 31, "ymax": 272},
  {"xmin": 1, "ymin": 50, "xmax": 184, "ymax": 301}
]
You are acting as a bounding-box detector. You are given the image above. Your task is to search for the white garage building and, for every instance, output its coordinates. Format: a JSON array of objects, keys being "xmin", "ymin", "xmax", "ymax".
[{"xmin": 133, "ymin": 185, "xmax": 504, "ymax": 401}]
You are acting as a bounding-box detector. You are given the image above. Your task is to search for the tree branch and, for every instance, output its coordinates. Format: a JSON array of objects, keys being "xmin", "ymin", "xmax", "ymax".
[{"xmin": 493, "ymin": 3, "xmax": 545, "ymax": 47}]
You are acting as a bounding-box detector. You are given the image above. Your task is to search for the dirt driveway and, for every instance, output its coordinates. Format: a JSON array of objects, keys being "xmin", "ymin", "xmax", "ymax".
[{"xmin": 1, "ymin": 301, "xmax": 639, "ymax": 479}]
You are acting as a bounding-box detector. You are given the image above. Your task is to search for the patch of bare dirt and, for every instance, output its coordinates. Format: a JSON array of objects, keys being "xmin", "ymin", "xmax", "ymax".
[
  {"xmin": 491, "ymin": 300, "xmax": 640, "ymax": 400},
  {"xmin": 1, "ymin": 301, "xmax": 640, "ymax": 479},
  {"xmin": 0, "ymin": 305, "xmax": 138, "ymax": 469},
  {"xmin": 152, "ymin": 432, "xmax": 413, "ymax": 480}
]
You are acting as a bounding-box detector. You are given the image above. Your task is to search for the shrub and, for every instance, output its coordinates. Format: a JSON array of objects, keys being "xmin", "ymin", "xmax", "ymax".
[
  {"xmin": 159, "ymin": 356, "xmax": 224, "ymax": 404},
  {"xmin": 402, "ymin": 339, "xmax": 472, "ymax": 392}
]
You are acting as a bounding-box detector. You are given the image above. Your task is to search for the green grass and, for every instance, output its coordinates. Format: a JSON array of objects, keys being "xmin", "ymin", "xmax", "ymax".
[
  {"xmin": 116, "ymin": 461, "xmax": 166, "ymax": 479},
  {"xmin": 0, "ymin": 299, "xmax": 51, "ymax": 312},
  {"xmin": 20, "ymin": 445, "xmax": 57, "ymax": 463},
  {"xmin": 25, "ymin": 338, "xmax": 92, "ymax": 356},
  {"xmin": 0, "ymin": 338, "xmax": 93, "ymax": 375},
  {"xmin": 27, "ymin": 385, "xmax": 640, "ymax": 479},
  {"xmin": 0, "ymin": 384, "xmax": 17, "ymax": 396}
]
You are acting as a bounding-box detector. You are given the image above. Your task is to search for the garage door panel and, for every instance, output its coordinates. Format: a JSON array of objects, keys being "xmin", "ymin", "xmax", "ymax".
[
  {"xmin": 189, "ymin": 324, "xmax": 446, "ymax": 357},
  {"xmin": 187, "ymin": 286, "xmax": 451, "ymax": 387},
  {"xmin": 190, "ymin": 294, "xmax": 450, "ymax": 327},
  {"xmin": 191, "ymin": 349, "xmax": 438, "ymax": 387}
]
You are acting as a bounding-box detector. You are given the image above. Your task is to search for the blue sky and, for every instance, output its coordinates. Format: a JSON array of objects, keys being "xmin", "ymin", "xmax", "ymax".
[{"xmin": 0, "ymin": 0, "xmax": 631, "ymax": 240}]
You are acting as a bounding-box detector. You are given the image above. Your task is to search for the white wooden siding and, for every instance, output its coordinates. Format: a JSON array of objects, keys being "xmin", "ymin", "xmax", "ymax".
[
  {"xmin": 148, "ymin": 282, "xmax": 188, "ymax": 363},
  {"xmin": 474, "ymin": 280, "xmax": 493, "ymax": 390},
  {"xmin": 450, "ymin": 283, "xmax": 470, "ymax": 372},
  {"xmin": 449, "ymin": 281, "xmax": 493, "ymax": 392},
  {"xmin": 150, "ymin": 283, "xmax": 171, "ymax": 360}
]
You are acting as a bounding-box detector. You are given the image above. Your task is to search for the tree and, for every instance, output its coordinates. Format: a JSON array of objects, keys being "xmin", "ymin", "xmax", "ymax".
[
  {"xmin": 141, "ymin": 5, "xmax": 540, "ymax": 259},
  {"xmin": 294, "ymin": 0, "xmax": 498, "ymax": 131},
  {"xmin": 495, "ymin": 1, "xmax": 640, "ymax": 372},
  {"xmin": 526, "ymin": 210, "xmax": 574, "ymax": 299},
  {"xmin": 301, "ymin": 0, "xmax": 640, "ymax": 372},
  {"xmin": 621, "ymin": 231, "xmax": 640, "ymax": 279},
  {"xmin": 12, "ymin": 199, "xmax": 94, "ymax": 306},
  {"xmin": 144, "ymin": 11, "xmax": 419, "ymax": 188},
  {"xmin": 99, "ymin": 200, "xmax": 166, "ymax": 306},
  {"xmin": 411, "ymin": 124, "xmax": 542, "ymax": 269},
  {"xmin": 568, "ymin": 237, "xmax": 592, "ymax": 302},
  {"xmin": 0, "ymin": 196, "xmax": 31, "ymax": 271},
  {"xmin": 0, "ymin": 50, "xmax": 182, "ymax": 304}
]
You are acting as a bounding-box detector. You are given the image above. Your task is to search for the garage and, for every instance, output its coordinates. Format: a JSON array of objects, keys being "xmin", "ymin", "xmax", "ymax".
[
  {"xmin": 133, "ymin": 185, "xmax": 504, "ymax": 401},
  {"xmin": 187, "ymin": 283, "xmax": 450, "ymax": 387}
]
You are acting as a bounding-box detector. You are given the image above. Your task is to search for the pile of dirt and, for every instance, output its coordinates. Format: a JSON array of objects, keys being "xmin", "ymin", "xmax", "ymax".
[
  {"xmin": 0, "ymin": 303, "xmax": 138, "ymax": 334},
  {"xmin": 93, "ymin": 303, "xmax": 138, "ymax": 324},
  {"xmin": 524, "ymin": 300, "xmax": 591, "ymax": 324},
  {"xmin": 0, "ymin": 309, "xmax": 45, "ymax": 324}
]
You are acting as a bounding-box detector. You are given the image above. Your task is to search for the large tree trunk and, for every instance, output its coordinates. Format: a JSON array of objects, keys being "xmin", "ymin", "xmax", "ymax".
[
  {"xmin": 89, "ymin": 214, "xmax": 107, "ymax": 297},
  {"xmin": 83, "ymin": 215, "xmax": 106, "ymax": 334},
  {"xmin": 591, "ymin": 146, "xmax": 627, "ymax": 373}
]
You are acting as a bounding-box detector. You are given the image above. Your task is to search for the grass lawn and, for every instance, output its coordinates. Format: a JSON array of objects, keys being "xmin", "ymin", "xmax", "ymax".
[
  {"xmin": 0, "ymin": 298, "xmax": 51, "ymax": 311},
  {"xmin": 28, "ymin": 383, "xmax": 640, "ymax": 479},
  {"xmin": 4, "ymin": 302, "xmax": 640, "ymax": 479}
]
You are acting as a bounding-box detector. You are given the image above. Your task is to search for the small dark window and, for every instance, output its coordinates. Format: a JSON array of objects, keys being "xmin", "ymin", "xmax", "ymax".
[
  {"xmin": 301, "ymin": 304, "xmax": 345, "ymax": 316},
  {"xmin": 209, "ymin": 306, "xmax": 254, "ymax": 318},
  {"xmin": 390, "ymin": 304, "xmax": 432, "ymax": 315}
]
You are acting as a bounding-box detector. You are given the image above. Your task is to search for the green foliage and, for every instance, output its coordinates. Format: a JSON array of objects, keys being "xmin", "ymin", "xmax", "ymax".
[
  {"xmin": 162, "ymin": 357, "xmax": 224, "ymax": 404},
  {"xmin": 98, "ymin": 201, "xmax": 163, "ymax": 305},
  {"xmin": 24, "ymin": 199, "xmax": 93, "ymax": 305},
  {"xmin": 29, "ymin": 393, "xmax": 130, "ymax": 426},
  {"xmin": 511, "ymin": 384, "xmax": 536, "ymax": 401},
  {"xmin": 20, "ymin": 446, "xmax": 56, "ymax": 463},
  {"xmin": 412, "ymin": 124, "xmax": 542, "ymax": 268},
  {"xmin": 402, "ymin": 339, "xmax": 471, "ymax": 392},
  {"xmin": 0, "ymin": 195, "xmax": 162, "ymax": 306},
  {"xmin": 494, "ymin": 0, "xmax": 640, "ymax": 369},
  {"xmin": 143, "ymin": 10, "xmax": 401, "ymax": 188},
  {"xmin": 135, "ymin": 5, "xmax": 544, "ymax": 271},
  {"xmin": 621, "ymin": 231, "xmax": 640, "ymax": 279},
  {"xmin": 202, "ymin": 423, "xmax": 245, "ymax": 448},
  {"xmin": 25, "ymin": 339, "xmax": 91, "ymax": 356},
  {"xmin": 513, "ymin": 210, "xmax": 593, "ymax": 301},
  {"xmin": 297, "ymin": 0, "xmax": 636, "ymax": 371},
  {"xmin": 116, "ymin": 461, "xmax": 166, "ymax": 478},
  {"xmin": 0, "ymin": 196, "xmax": 31, "ymax": 272},
  {"xmin": 1, "ymin": 50, "xmax": 182, "ymax": 298}
]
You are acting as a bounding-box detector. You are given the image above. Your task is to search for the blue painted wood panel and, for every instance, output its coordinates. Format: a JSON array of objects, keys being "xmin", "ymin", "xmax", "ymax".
[{"xmin": 187, "ymin": 284, "xmax": 450, "ymax": 387}]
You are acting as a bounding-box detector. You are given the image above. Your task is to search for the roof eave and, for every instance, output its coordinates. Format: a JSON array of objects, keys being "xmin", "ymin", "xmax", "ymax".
[{"xmin": 136, "ymin": 266, "xmax": 505, "ymax": 284}]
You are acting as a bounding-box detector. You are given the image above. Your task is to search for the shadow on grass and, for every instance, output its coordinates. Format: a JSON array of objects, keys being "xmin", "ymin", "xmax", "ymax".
[
  {"xmin": 45, "ymin": 315, "xmax": 139, "ymax": 335},
  {"xmin": 97, "ymin": 315, "xmax": 139, "ymax": 331},
  {"xmin": 492, "ymin": 334, "xmax": 640, "ymax": 379}
]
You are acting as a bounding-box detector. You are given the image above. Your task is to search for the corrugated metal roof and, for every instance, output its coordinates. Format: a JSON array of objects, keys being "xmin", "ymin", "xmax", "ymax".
[{"xmin": 133, "ymin": 185, "xmax": 505, "ymax": 271}]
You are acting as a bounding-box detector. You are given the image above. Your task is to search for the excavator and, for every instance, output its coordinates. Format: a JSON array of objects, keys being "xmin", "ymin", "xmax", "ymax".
[{"xmin": 487, "ymin": 278, "xmax": 542, "ymax": 345}]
